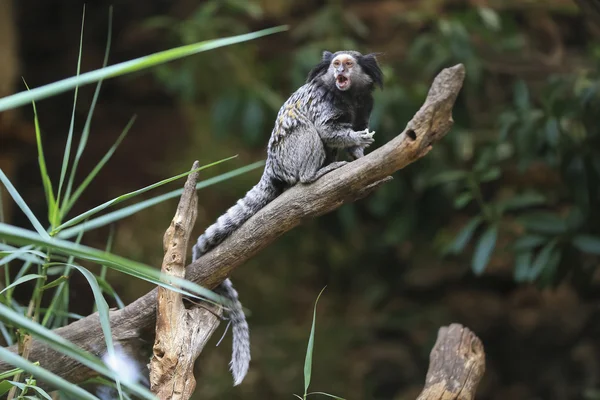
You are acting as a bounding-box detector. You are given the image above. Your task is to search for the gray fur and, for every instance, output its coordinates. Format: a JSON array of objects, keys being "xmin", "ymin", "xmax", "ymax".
[{"xmin": 192, "ymin": 50, "xmax": 382, "ymax": 386}]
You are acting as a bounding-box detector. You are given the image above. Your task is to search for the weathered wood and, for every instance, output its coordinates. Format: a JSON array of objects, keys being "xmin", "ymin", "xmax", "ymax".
[
  {"xmin": 148, "ymin": 161, "xmax": 222, "ymax": 399},
  {"xmin": 417, "ymin": 324, "xmax": 485, "ymax": 400},
  {"xmin": 0, "ymin": 64, "xmax": 466, "ymax": 386}
]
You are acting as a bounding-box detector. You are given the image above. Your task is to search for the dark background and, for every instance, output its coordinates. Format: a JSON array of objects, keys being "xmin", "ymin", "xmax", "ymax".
[{"xmin": 1, "ymin": 0, "xmax": 600, "ymax": 399}]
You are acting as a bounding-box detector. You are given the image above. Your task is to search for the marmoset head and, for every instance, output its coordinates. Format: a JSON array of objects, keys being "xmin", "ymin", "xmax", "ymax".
[{"xmin": 307, "ymin": 50, "xmax": 383, "ymax": 92}]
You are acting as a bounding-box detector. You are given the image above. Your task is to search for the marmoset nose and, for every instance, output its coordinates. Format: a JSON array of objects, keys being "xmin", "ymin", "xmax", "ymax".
[{"xmin": 336, "ymin": 65, "xmax": 344, "ymax": 73}]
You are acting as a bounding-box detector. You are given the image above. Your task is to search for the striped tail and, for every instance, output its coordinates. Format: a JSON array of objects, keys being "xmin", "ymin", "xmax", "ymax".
[{"xmin": 192, "ymin": 172, "xmax": 282, "ymax": 386}]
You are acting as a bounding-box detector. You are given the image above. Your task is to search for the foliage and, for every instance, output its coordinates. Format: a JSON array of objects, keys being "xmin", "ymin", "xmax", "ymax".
[
  {"xmin": 155, "ymin": 1, "xmax": 600, "ymax": 292},
  {"xmin": 0, "ymin": 6, "xmax": 282, "ymax": 399}
]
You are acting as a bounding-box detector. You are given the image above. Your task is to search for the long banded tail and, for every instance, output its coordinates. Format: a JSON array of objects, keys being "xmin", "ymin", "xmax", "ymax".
[
  {"xmin": 192, "ymin": 172, "xmax": 282, "ymax": 386},
  {"xmin": 193, "ymin": 173, "xmax": 281, "ymax": 259}
]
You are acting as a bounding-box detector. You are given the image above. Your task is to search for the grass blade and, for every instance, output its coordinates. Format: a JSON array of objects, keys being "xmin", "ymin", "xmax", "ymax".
[
  {"xmin": 0, "ymin": 245, "xmax": 45, "ymax": 266},
  {"xmin": 55, "ymin": 5, "xmax": 86, "ymax": 227},
  {"xmin": 0, "ymin": 223, "xmax": 224, "ymax": 304},
  {"xmin": 42, "ymin": 231, "xmax": 83, "ymax": 328},
  {"xmin": 63, "ymin": 7, "xmax": 114, "ymax": 209},
  {"xmin": 0, "ymin": 274, "xmax": 44, "ymax": 295},
  {"xmin": 0, "ymin": 348, "xmax": 99, "ymax": 400},
  {"xmin": 53, "ymin": 156, "xmax": 237, "ymax": 234},
  {"xmin": 0, "ymin": 304, "xmax": 154, "ymax": 400},
  {"xmin": 7, "ymin": 380, "xmax": 53, "ymax": 400},
  {"xmin": 304, "ymin": 286, "xmax": 327, "ymax": 396},
  {"xmin": 63, "ymin": 115, "xmax": 136, "ymax": 217},
  {"xmin": 58, "ymin": 160, "xmax": 264, "ymax": 239},
  {"xmin": 0, "ymin": 26, "xmax": 288, "ymax": 112},
  {"xmin": 22, "ymin": 81, "xmax": 56, "ymax": 223},
  {"xmin": 0, "ymin": 169, "xmax": 50, "ymax": 239},
  {"xmin": 307, "ymin": 392, "xmax": 346, "ymax": 400},
  {"xmin": 70, "ymin": 263, "xmax": 123, "ymax": 399}
]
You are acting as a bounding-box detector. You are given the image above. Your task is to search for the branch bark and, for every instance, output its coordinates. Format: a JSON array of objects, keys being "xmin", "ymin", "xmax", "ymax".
[
  {"xmin": 148, "ymin": 161, "xmax": 222, "ymax": 399},
  {"xmin": 0, "ymin": 64, "xmax": 466, "ymax": 387},
  {"xmin": 417, "ymin": 324, "xmax": 486, "ymax": 400}
]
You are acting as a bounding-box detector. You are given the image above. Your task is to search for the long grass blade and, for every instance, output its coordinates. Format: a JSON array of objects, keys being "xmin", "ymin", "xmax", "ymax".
[
  {"xmin": 53, "ymin": 156, "xmax": 237, "ymax": 234},
  {"xmin": 22, "ymin": 81, "xmax": 56, "ymax": 223},
  {"xmin": 0, "ymin": 245, "xmax": 44, "ymax": 266},
  {"xmin": 0, "ymin": 348, "xmax": 99, "ymax": 400},
  {"xmin": 42, "ymin": 230, "xmax": 83, "ymax": 328},
  {"xmin": 0, "ymin": 26, "xmax": 288, "ymax": 112},
  {"xmin": 0, "ymin": 169, "xmax": 49, "ymax": 239},
  {"xmin": 58, "ymin": 160, "xmax": 264, "ymax": 239},
  {"xmin": 62, "ymin": 115, "xmax": 136, "ymax": 217},
  {"xmin": 0, "ymin": 274, "xmax": 44, "ymax": 295},
  {"xmin": 0, "ymin": 304, "xmax": 154, "ymax": 399},
  {"xmin": 55, "ymin": 6, "xmax": 86, "ymax": 227},
  {"xmin": 304, "ymin": 286, "xmax": 327, "ymax": 396},
  {"xmin": 63, "ymin": 7, "xmax": 114, "ymax": 209},
  {"xmin": 70, "ymin": 263, "xmax": 123, "ymax": 399},
  {"xmin": 0, "ymin": 223, "xmax": 224, "ymax": 304}
]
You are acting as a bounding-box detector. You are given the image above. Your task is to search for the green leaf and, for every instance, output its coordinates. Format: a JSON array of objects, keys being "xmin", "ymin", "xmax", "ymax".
[
  {"xmin": 453, "ymin": 192, "xmax": 472, "ymax": 209},
  {"xmin": 514, "ymin": 251, "xmax": 533, "ymax": 283},
  {"xmin": 306, "ymin": 392, "xmax": 346, "ymax": 400},
  {"xmin": 96, "ymin": 276, "xmax": 125, "ymax": 309},
  {"xmin": 512, "ymin": 234, "xmax": 546, "ymax": 251},
  {"xmin": 70, "ymin": 263, "xmax": 124, "ymax": 398},
  {"xmin": 572, "ymin": 235, "xmax": 600, "ymax": 255},
  {"xmin": 478, "ymin": 167, "xmax": 501, "ymax": 183},
  {"xmin": 472, "ymin": 225, "xmax": 498, "ymax": 275},
  {"xmin": 58, "ymin": 160, "xmax": 264, "ymax": 239},
  {"xmin": 53, "ymin": 156, "xmax": 237, "ymax": 234},
  {"xmin": 0, "ymin": 169, "xmax": 50, "ymax": 239},
  {"xmin": 499, "ymin": 192, "xmax": 546, "ymax": 212},
  {"xmin": 55, "ymin": 6, "xmax": 87, "ymax": 227},
  {"xmin": 478, "ymin": 7, "xmax": 501, "ymax": 31},
  {"xmin": 7, "ymin": 380, "xmax": 53, "ymax": 400},
  {"xmin": 446, "ymin": 216, "xmax": 482, "ymax": 254},
  {"xmin": 39, "ymin": 275, "xmax": 69, "ymax": 291},
  {"xmin": 514, "ymin": 80, "xmax": 530, "ymax": 110},
  {"xmin": 63, "ymin": 116, "xmax": 136, "ymax": 217},
  {"xmin": 0, "ymin": 26, "xmax": 288, "ymax": 112},
  {"xmin": 0, "ymin": 367, "xmax": 24, "ymax": 381},
  {"xmin": 529, "ymin": 240, "xmax": 559, "ymax": 281},
  {"xmin": 22, "ymin": 80, "xmax": 57, "ymax": 223},
  {"xmin": 519, "ymin": 212, "xmax": 568, "ymax": 235},
  {"xmin": 0, "ymin": 349, "xmax": 99, "ymax": 399},
  {"xmin": 0, "ymin": 223, "xmax": 223, "ymax": 305},
  {"xmin": 304, "ymin": 286, "xmax": 327, "ymax": 396},
  {"xmin": 0, "ymin": 274, "xmax": 44, "ymax": 295},
  {"xmin": 0, "ymin": 380, "xmax": 11, "ymax": 397},
  {"xmin": 0, "ymin": 304, "xmax": 153, "ymax": 399},
  {"xmin": 63, "ymin": 8, "xmax": 114, "ymax": 212},
  {"xmin": 0, "ymin": 245, "xmax": 44, "ymax": 266},
  {"xmin": 427, "ymin": 170, "xmax": 467, "ymax": 187}
]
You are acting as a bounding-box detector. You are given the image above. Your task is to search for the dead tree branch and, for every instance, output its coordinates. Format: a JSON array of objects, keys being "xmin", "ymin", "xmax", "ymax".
[
  {"xmin": 148, "ymin": 161, "xmax": 222, "ymax": 399},
  {"xmin": 417, "ymin": 324, "xmax": 486, "ymax": 400},
  {"xmin": 0, "ymin": 64, "xmax": 466, "ymax": 387}
]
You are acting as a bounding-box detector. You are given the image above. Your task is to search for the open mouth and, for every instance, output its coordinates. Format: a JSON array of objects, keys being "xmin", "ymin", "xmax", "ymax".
[{"xmin": 336, "ymin": 75, "xmax": 350, "ymax": 90}]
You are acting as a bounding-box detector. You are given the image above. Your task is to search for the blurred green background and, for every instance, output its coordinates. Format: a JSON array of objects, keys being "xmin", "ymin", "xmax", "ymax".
[{"xmin": 1, "ymin": 0, "xmax": 600, "ymax": 399}]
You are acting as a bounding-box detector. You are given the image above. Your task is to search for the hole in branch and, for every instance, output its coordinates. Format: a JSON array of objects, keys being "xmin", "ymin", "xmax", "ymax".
[{"xmin": 406, "ymin": 129, "xmax": 417, "ymax": 141}]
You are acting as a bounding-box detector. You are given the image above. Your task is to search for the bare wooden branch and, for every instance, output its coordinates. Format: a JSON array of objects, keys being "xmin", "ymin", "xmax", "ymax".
[
  {"xmin": 417, "ymin": 324, "xmax": 485, "ymax": 400},
  {"xmin": 0, "ymin": 64, "xmax": 466, "ymax": 387},
  {"xmin": 148, "ymin": 161, "xmax": 222, "ymax": 399}
]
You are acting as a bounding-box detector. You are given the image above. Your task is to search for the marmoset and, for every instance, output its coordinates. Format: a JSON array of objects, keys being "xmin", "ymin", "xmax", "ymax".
[{"xmin": 192, "ymin": 50, "xmax": 383, "ymax": 385}]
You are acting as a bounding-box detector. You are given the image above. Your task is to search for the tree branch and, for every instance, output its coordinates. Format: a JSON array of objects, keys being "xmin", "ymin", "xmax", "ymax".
[
  {"xmin": 148, "ymin": 161, "xmax": 222, "ymax": 399},
  {"xmin": 0, "ymin": 64, "xmax": 466, "ymax": 387}
]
